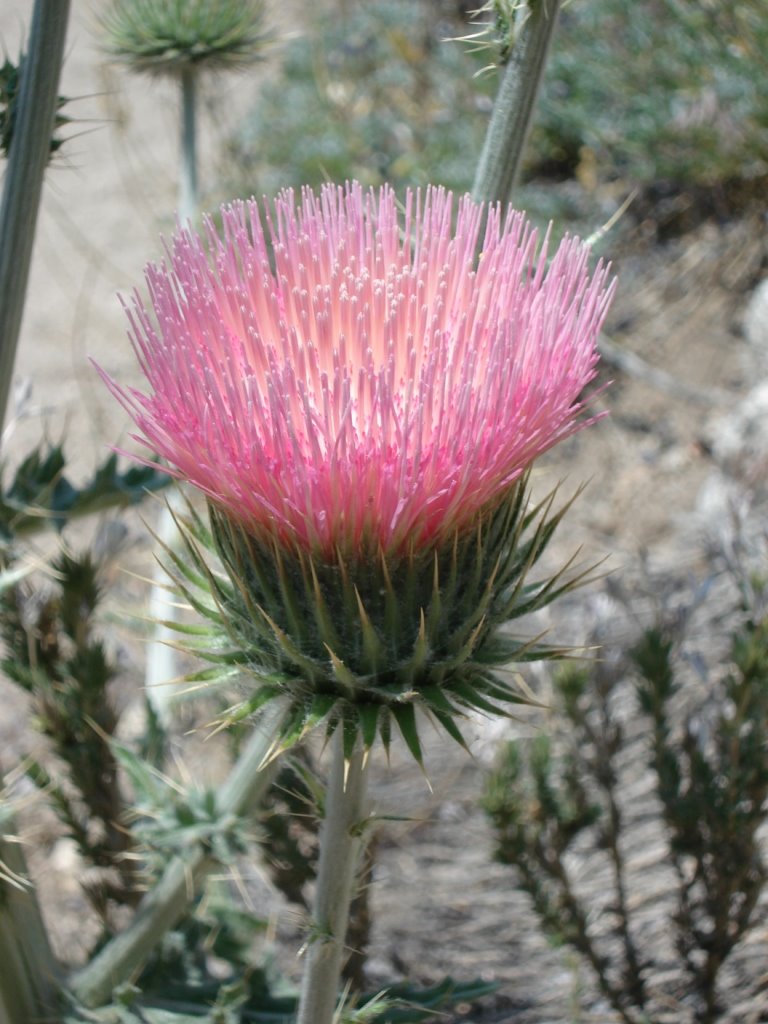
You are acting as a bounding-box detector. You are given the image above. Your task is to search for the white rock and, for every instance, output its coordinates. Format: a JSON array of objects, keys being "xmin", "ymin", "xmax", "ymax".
[
  {"xmin": 48, "ymin": 837, "xmax": 83, "ymax": 897},
  {"xmin": 743, "ymin": 277, "xmax": 768, "ymax": 370},
  {"xmin": 704, "ymin": 380, "xmax": 768, "ymax": 467}
]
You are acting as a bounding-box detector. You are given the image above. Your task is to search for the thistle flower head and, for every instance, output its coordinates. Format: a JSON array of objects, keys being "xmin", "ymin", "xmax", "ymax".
[
  {"xmin": 106, "ymin": 183, "xmax": 611, "ymax": 559},
  {"xmin": 101, "ymin": 182, "xmax": 615, "ymax": 758},
  {"xmin": 101, "ymin": 0, "xmax": 270, "ymax": 76}
]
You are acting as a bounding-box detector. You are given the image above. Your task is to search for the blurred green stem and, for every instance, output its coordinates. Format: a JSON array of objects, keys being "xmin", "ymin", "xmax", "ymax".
[
  {"xmin": 296, "ymin": 730, "xmax": 370, "ymax": 1024},
  {"xmin": 0, "ymin": 0, "xmax": 71, "ymax": 439},
  {"xmin": 178, "ymin": 67, "xmax": 198, "ymax": 222},
  {"xmin": 0, "ymin": 3, "xmax": 70, "ymax": 1019},
  {"xmin": 0, "ymin": 768, "xmax": 61, "ymax": 1024},
  {"xmin": 68, "ymin": 702, "xmax": 285, "ymax": 1009},
  {"xmin": 472, "ymin": 0, "xmax": 563, "ymax": 206}
]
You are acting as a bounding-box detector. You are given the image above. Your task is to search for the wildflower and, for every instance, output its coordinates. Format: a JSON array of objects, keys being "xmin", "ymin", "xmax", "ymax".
[{"xmin": 100, "ymin": 182, "xmax": 614, "ymax": 757}]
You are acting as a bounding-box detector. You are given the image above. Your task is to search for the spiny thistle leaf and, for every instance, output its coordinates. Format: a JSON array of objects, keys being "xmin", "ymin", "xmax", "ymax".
[
  {"xmin": 0, "ymin": 54, "xmax": 72, "ymax": 159},
  {"xmin": 62, "ymin": 975, "xmax": 496, "ymax": 1022},
  {"xmin": 452, "ymin": 0, "xmax": 522, "ymax": 68},
  {"xmin": 0, "ymin": 443, "xmax": 168, "ymax": 541}
]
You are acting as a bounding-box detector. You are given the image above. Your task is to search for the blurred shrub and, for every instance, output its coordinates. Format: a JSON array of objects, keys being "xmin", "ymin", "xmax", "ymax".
[
  {"xmin": 226, "ymin": 0, "xmax": 491, "ymax": 197},
  {"xmin": 484, "ymin": 586, "xmax": 768, "ymax": 1024},
  {"xmin": 228, "ymin": 0, "xmax": 767, "ymax": 208},
  {"xmin": 533, "ymin": 0, "xmax": 768, "ymax": 188}
]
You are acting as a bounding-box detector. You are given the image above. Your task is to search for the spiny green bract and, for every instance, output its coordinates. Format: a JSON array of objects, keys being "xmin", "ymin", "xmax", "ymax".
[{"xmin": 161, "ymin": 479, "xmax": 593, "ymax": 766}]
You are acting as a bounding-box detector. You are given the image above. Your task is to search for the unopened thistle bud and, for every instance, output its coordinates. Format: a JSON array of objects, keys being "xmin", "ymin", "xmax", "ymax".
[{"xmin": 101, "ymin": 0, "xmax": 270, "ymax": 77}]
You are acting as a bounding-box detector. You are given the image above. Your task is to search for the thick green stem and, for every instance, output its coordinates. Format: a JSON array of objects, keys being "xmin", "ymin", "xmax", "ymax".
[
  {"xmin": 471, "ymin": 0, "xmax": 563, "ymax": 206},
  {"xmin": 296, "ymin": 732, "xmax": 370, "ymax": 1024},
  {"xmin": 178, "ymin": 66, "xmax": 199, "ymax": 222},
  {"xmin": 0, "ymin": 0, "xmax": 71, "ymax": 439},
  {"xmin": 68, "ymin": 703, "xmax": 285, "ymax": 1009},
  {"xmin": 0, "ymin": 770, "xmax": 61, "ymax": 1024},
  {"xmin": 0, "ymin": 5, "xmax": 71, "ymax": 1014}
]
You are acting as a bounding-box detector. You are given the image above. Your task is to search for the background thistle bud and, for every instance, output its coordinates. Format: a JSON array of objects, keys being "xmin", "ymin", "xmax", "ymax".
[
  {"xmin": 100, "ymin": 0, "xmax": 270, "ymax": 77},
  {"xmin": 100, "ymin": 182, "xmax": 615, "ymax": 760}
]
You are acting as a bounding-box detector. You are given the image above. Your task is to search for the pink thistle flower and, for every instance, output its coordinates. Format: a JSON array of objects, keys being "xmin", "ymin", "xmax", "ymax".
[
  {"xmin": 99, "ymin": 182, "xmax": 618, "ymax": 753},
  {"xmin": 101, "ymin": 182, "xmax": 613, "ymax": 559}
]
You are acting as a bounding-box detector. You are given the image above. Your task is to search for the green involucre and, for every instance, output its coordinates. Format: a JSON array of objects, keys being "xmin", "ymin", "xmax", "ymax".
[{"xmin": 161, "ymin": 479, "xmax": 593, "ymax": 763}]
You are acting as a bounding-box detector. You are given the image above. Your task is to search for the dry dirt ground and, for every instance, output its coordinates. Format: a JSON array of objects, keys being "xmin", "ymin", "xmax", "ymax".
[{"xmin": 2, "ymin": 3, "xmax": 768, "ymax": 1022}]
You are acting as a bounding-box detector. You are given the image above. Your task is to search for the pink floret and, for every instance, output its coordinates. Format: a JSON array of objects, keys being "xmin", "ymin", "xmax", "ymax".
[{"xmin": 99, "ymin": 182, "xmax": 615, "ymax": 558}]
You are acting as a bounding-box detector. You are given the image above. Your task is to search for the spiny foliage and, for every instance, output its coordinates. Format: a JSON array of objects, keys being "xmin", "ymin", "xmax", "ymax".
[
  {"xmin": 454, "ymin": 1, "xmax": 525, "ymax": 68},
  {"xmin": 486, "ymin": 593, "xmax": 768, "ymax": 1024},
  {"xmin": 0, "ymin": 442, "xmax": 169, "ymax": 542},
  {"xmin": 634, "ymin": 617, "xmax": 768, "ymax": 1022},
  {"xmin": 159, "ymin": 480, "xmax": 595, "ymax": 765},
  {"xmin": 0, "ymin": 548, "xmax": 141, "ymax": 917},
  {"xmin": 63, "ymin": 971, "xmax": 495, "ymax": 1022},
  {"xmin": 483, "ymin": 664, "xmax": 646, "ymax": 1022},
  {"xmin": 0, "ymin": 54, "xmax": 71, "ymax": 159}
]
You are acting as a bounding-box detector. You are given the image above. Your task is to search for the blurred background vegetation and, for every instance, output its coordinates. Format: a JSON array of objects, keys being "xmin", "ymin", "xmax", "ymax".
[
  {"xmin": 3, "ymin": 1, "xmax": 768, "ymax": 1019},
  {"xmin": 225, "ymin": 0, "xmax": 768, "ymax": 234}
]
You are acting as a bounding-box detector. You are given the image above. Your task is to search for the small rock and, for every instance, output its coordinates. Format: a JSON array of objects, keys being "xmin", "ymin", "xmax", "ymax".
[
  {"xmin": 743, "ymin": 277, "xmax": 768, "ymax": 368},
  {"xmin": 702, "ymin": 381, "xmax": 768, "ymax": 470},
  {"xmin": 48, "ymin": 837, "xmax": 83, "ymax": 897}
]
